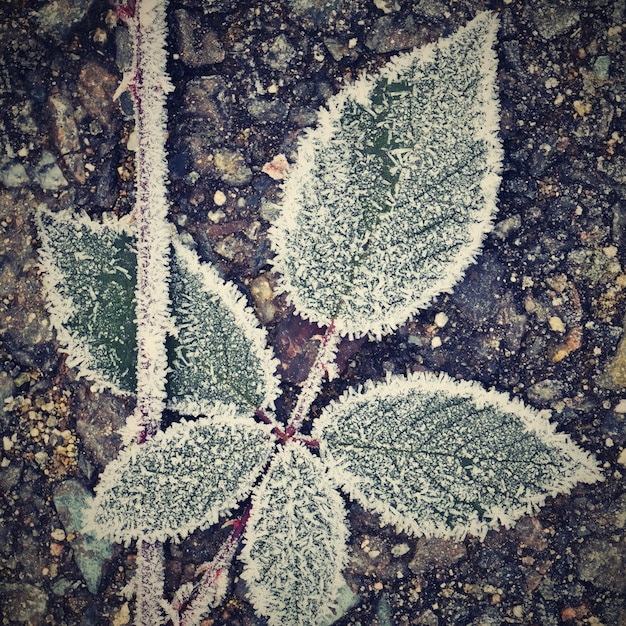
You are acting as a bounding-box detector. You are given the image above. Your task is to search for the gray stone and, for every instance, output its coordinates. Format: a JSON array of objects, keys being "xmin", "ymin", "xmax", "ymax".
[
  {"xmin": 0, "ymin": 583, "xmax": 48, "ymax": 625},
  {"xmin": 319, "ymin": 576, "xmax": 359, "ymax": 626},
  {"xmin": 247, "ymin": 98, "xmax": 290, "ymax": 124},
  {"xmin": 36, "ymin": 0, "xmax": 96, "ymax": 41},
  {"xmin": 450, "ymin": 254, "xmax": 505, "ymax": 325},
  {"xmin": 595, "ymin": 55, "xmax": 610, "ymax": 80},
  {"xmin": 324, "ymin": 38, "xmax": 359, "ymax": 62},
  {"xmin": 374, "ymin": 592, "xmax": 393, "ymax": 626},
  {"xmin": 183, "ymin": 76, "xmax": 232, "ymax": 135},
  {"xmin": 412, "ymin": 0, "xmax": 450, "ymax": 20},
  {"xmin": 173, "ymin": 9, "xmax": 225, "ymax": 67},
  {"xmin": 598, "ymin": 155, "xmax": 626, "ymax": 186},
  {"xmin": 0, "ymin": 371, "xmax": 15, "ymax": 422},
  {"xmin": 526, "ymin": 378, "xmax": 568, "ymax": 404},
  {"xmin": 74, "ymin": 389, "xmax": 126, "ymax": 467},
  {"xmin": 53, "ymin": 480, "xmax": 114, "ymax": 594},
  {"xmin": 365, "ymin": 15, "xmax": 425, "ymax": 53},
  {"xmin": 285, "ymin": 0, "xmax": 358, "ymax": 29},
  {"xmin": 34, "ymin": 151, "xmax": 67, "ymax": 191},
  {"xmin": 264, "ymin": 34, "xmax": 296, "ymax": 71},
  {"xmin": 213, "ymin": 149, "xmax": 253, "ymax": 186},
  {"xmin": 578, "ymin": 537, "xmax": 626, "ymax": 594},
  {"xmin": 409, "ymin": 536, "xmax": 467, "ymax": 576},
  {"xmin": 530, "ymin": 1, "xmax": 580, "ymax": 40},
  {"xmin": 115, "ymin": 25, "xmax": 133, "ymax": 73},
  {"xmin": 0, "ymin": 460, "xmax": 24, "ymax": 492},
  {"xmin": 48, "ymin": 92, "xmax": 86, "ymax": 184},
  {"xmin": 573, "ymin": 101, "xmax": 614, "ymax": 147},
  {"xmin": 0, "ymin": 159, "xmax": 29, "ymax": 188}
]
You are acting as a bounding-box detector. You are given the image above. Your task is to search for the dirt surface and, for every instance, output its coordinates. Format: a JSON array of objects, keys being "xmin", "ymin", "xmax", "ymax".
[{"xmin": 1, "ymin": 1, "xmax": 625, "ymax": 625}]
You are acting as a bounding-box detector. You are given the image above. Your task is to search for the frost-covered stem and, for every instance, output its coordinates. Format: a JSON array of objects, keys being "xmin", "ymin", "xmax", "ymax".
[
  {"xmin": 136, "ymin": 540, "xmax": 166, "ymax": 624},
  {"xmin": 287, "ymin": 322, "xmax": 340, "ymax": 436},
  {"xmin": 122, "ymin": 0, "xmax": 173, "ymax": 442},
  {"xmin": 119, "ymin": 0, "xmax": 172, "ymax": 624},
  {"xmin": 178, "ymin": 509, "xmax": 251, "ymax": 626}
]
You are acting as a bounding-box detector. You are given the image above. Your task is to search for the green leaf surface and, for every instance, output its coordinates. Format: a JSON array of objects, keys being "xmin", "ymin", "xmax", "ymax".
[
  {"xmin": 313, "ymin": 372, "xmax": 602, "ymax": 540},
  {"xmin": 167, "ymin": 240, "xmax": 280, "ymax": 414},
  {"xmin": 36, "ymin": 208, "xmax": 137, "ymax": 393},
  {"xmin": 85, "ymin": 404, "xmax": 274, "ymax": 543},
  {"xmin": 270, "ymin": 12, "xmax": 503, "ymax": 338},
  {"xmin": 240, "ymin": 443, "xmax": 349, "ymax": 626}
]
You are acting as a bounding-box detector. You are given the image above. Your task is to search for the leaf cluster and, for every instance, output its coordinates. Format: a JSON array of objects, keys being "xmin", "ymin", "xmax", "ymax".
[{"xmin": 36, "ymin": 13, "xmax": 601, "ymax": 626}]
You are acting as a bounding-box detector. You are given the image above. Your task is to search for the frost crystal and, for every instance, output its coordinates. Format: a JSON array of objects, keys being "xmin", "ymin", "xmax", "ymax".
[
  {"xmin": 241, "ymin": 444, "xmax": 349, "ymax": 626},
  {"xmin": 168, "ymin": 240, "xmax": 280, "ymax": 414},
  {"xmin": 85, "ymin": 405, "xmax": 274, "ymax": 543},
  {"xmin": 270, "ymin": 12, "xmax": 503, "ymax": 338},
  {"xmin": 314, "ymin": 372, "xmax": 603, "ymax": 540},
  {"xmin": 36, "ymin": 207, "xmax": 137, "ymax": 393}
]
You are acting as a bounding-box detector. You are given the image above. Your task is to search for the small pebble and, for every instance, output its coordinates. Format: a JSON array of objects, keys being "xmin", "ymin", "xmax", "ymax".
[
  {"xmin": 431, "ymin": 336, "xmax": 442, "ymax": 349},
  {"xmin": 434, "ymin": 312, "xmax": 448, "ymax": 328},
  {"xmin": 391, "ymin": 543, "xmax": 410, "ymax": 557},
  {"xmin": 549, "ymin": 316, "xmax": 566, "ymax": 333},
  {"xmin": 213, "ymin": 190, "xmax": 227, "ymax": 206}
]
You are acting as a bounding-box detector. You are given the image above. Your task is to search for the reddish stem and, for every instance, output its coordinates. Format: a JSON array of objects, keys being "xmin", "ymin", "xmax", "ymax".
[{"xmin": 177, "ymin": 507, "xmax": 252, "ymax": 626}]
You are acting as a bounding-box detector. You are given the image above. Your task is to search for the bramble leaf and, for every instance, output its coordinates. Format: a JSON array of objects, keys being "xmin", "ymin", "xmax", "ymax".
[
  {"xmin": 240, "ymin": 443, "xmax": 349, "ymax": 626},
  {"xmin": 85, "ymin": 404, "xmax": 275, "ymax": 543},
  {"xmin": 36, "ymin": 207, "xmax": 137, "ymax": 393},
  {"xmin": 314, "ymin": 372, "xmax": 602, "ymax": 540},
  {"xmin": 167, "ymin": 239, "xmax": 281, "ymax": 414},
  {"xmin": 270, "ymin": 12, "xmax": 503, "ymax": 338},
  {"xmin": 36, "ymin": 209, "xmax": 280, "ymax": 412}
]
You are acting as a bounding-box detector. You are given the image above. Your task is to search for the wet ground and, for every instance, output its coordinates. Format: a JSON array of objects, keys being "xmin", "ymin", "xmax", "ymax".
[{"xmin": 1, "ymin": 0, "xmax": 626, "ymax": 624}]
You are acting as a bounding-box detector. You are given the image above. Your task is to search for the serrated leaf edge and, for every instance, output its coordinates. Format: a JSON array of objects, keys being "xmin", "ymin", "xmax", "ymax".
[
  {"xmin": 240, "ymin": 442, "xmax": 350, "ymax": 626},
  {"xmin": 83, "ymin": 402, "xmax": 275, "ymax": 544},
  {"xmin": 269, "ymin": 12, "xmax": 503, "ymax": 339},
  {"xmin": 168, "ymin": 238, "xmax": 281, "ymax": 413},
  {"xmin": 36, "ymin": 205, "xmax": 136, "ymax": 395},
  {"xmin": 314, "ymin": 371, "xmax": 603, "ymax": 541}
]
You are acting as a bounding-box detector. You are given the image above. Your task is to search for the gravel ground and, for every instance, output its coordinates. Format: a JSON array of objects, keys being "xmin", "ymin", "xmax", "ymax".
[{"xmin": 1, "ymin": 0, "xmax": 626, "ymax": 625}]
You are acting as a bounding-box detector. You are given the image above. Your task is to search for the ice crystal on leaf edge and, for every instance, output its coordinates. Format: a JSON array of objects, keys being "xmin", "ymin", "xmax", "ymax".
[
  {"xmin": 35, "ymin": 207, "xmax": 281, "ymax": 418},
  {"xmin": 83, "ymin": 404, "xmax": 275, "ymax": 545},
  {"xmin": 313, "ymin": 371, "xmax": 603, "ymax": 542},
  {"xmin": 269, "ymin": 11, "xmax": 503, "ymax": 340}
]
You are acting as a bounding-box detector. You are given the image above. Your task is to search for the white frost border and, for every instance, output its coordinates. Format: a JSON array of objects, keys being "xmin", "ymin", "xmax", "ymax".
[
  {"xmin": 240, "ymin": 442, "xmax": 350, "ymax": 626},
  {"xmin": 169, "ymin": 237, "xmax": 281, "ymax": 414},
  {"xmin": 314, "ymin": 371, "xmax": 603, "ymax": 541},
  {"xmin": 84, "ymin": 402, "xmax": 275, "ymax": 545},
  {"xmin": 269, "ymin": 12, "xmax": 504, "ymax": 340},
  {"xmin": 35, "ymin": 205, "xmax": 136, "ymax": 395}
]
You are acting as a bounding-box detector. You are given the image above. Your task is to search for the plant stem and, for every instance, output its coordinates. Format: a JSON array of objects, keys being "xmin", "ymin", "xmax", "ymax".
[
  {"xmin": 122, "ymin": 0, "xmax": 173, "ymax": 443},
  {"xmin": 118, "ymin": 0, "xmax": 173, "ymax": 623},
  {"xmin": 178, "ymin": 508, "xmax": 251, "ymax": 626},
  {"xmin": 287, "ymin": 321, "xmax": 340, "ymax": 436},
  {"xmin": 135, "ymin": 540, "xmax": 166, "ymax": 625}
]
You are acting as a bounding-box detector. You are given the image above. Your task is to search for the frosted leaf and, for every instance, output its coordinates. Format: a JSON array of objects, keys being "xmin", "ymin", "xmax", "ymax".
[
  {"xmin": 85, "ymin": 404, "xmax": 274, "ymax": 543},
  {"xmin": 240, "ymin": 443, "xmax": 349, "ymax": 626},
  {"xmin": 168, "ymin": 239, "xmax": 280, "ymax": 413},
  {"xmin": 36, "ymin": 207, "xmax": 137, "ymax": 393},
  {"xmin": 270, "ymin": 12, "xmax": 503, "ymax": 339},
  {"xmin": 314, "ymin": 372, "xmax": 602, "ymax": 540}
]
